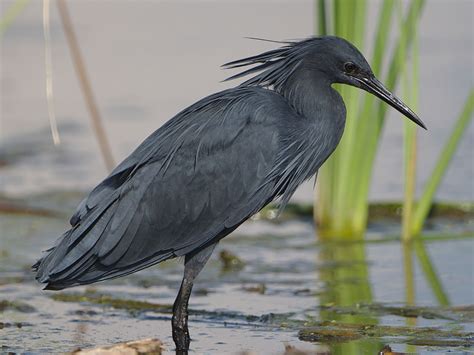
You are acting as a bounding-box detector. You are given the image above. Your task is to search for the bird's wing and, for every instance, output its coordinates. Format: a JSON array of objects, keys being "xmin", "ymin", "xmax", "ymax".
[
  {"xmin": 68, "ymin": 126, "xmax": 166, "ymax": 227},
  {"xmin": 35, "ymin": 88, "xmax": 288, "ymax": 288}
]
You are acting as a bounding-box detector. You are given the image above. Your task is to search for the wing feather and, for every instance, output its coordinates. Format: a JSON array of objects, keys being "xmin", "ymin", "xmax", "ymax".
[{"xmin": 34, "ymin": 87, "xmax": 291, "ymax": 289}]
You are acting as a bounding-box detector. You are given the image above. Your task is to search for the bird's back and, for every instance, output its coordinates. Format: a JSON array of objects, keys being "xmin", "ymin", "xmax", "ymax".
[
  {"xmin": 34, "ymin": 55, "xmax": 348, "ymax": 288},
  {"xmin": 34, "ymin": 87, "xmax": 301, "ymax": 289}
]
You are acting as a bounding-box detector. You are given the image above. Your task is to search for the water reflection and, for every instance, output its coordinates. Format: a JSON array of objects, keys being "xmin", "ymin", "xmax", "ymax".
[
  {"xmin": 318, "ymin": 242, "xmax": 383, "ymax": 354},
  {"xmin": 402, "ymin": 242, "xmax": 416, "ymax": 354},
  {"xmin": 313, "ymin": 238, "xmax": 457, "ymax": 354},
  {"xmin": 0, "ymin": 192, "xmax": 470, "ymax": 354},
  {"xmin": 413, "ymin": 241, "xmax": 450, "ymax": 306}
]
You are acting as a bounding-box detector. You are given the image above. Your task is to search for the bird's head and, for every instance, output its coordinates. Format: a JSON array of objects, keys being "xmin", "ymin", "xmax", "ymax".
[
  {"xmin": 315, "ymin": 37, "xmax": 426, "ymax": 129},
  {"xmin": 223, "ymin": 36, "xmax": 426, "ymax": 129}
]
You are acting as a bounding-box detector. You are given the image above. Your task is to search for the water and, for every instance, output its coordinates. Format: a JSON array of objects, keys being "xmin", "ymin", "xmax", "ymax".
[{"xmin": 1, "ymin": 192, "xmax": 473, "ymax": 354}]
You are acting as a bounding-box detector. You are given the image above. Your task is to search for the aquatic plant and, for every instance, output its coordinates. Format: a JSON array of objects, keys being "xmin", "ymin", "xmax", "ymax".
[
  {"xmin": 400, "ymin": 2, "xmax": 474, "ymax": 240},
  {"xmin": 314, "ymin": 0, "xmax": 426, "ymax": 238},
  {"xmin": 57, "ymin": 0, "xmax": 115, "ymax": 170},
  {"xmin": 314, "ymin": 0, "xmax": 473, "ymax": 239},
  {"xmin": 0, "ymin": 0, "xmax": 29, "ymax": 38},
  {"xmin": 407, "ymin": 90, "xmax": 474, "ymax": 238}
]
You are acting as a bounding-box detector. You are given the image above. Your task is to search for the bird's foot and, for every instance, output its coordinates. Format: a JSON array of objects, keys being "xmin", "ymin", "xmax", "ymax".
[{"xmin": 172, "ymin": 314, "xmax": 190, "ymax": 353}]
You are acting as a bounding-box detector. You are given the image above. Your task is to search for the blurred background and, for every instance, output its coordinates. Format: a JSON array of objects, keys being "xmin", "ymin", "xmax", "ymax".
[
  {"xmin": 1, "ymin": 1, "xmax": 473, "ymax": 354},
  {"xmin": 1, "ymin": 0, "xmax": 472, "ymax": 202}
]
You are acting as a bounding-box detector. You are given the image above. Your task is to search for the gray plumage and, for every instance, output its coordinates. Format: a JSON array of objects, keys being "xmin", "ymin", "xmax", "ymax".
[
  {"xmin": 34, "ymin": 36, "xmax": 342, "ymax": 287},
  {"xmin": 33, "ymin": 36, "xmax": 425, "ymax": 350}
]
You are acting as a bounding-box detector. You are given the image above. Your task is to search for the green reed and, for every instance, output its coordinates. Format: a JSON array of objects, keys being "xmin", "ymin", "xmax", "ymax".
[{"xmin": 314, "ymin": 0, "xmax": 426, "ymax": 239}]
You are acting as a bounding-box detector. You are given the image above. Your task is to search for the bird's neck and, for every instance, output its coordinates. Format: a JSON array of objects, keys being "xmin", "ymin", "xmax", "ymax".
[
  {"xmin": 278, "ymin": 69, "xmax": 347, "ymax": 167},
  {"xmin": 280, "ymin": 70, "xmax": 344, "ymax": 123},
  {"xmin": 268, "ymin": 70, "xmax": 347, "ymax": 211}
]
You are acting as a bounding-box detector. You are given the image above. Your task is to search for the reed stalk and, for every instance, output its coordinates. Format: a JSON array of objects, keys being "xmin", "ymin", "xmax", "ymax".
[
  {"xmin": 316, "ymin": 0, "xmax": 328, "ymax": 36},
  {"xmin": 350, "ymin": 0, "xmax": 425, "ymax": 236},
  {"xmin": 43, "ymin": 0, "xmax": 61, "ymax": 146},
  {"xmin": 315, "ymin": 0, "xmax": 425, "ymax": 238},
  {"xmin": 401, "ymin": 3, "xmax": 419, "ymax": 241},
  {"xmin": 410, "ymin": 90, "xmax": 474, "ymax": 235},
  {"xmin": 57, "ymin": 0, "xmax": 115, "ymax": 171}
]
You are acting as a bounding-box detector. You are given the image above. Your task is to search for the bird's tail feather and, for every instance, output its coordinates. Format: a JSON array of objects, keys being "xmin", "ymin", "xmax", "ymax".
[
  {"xmin": 33, "ymin": 194, "xmax": 119, "ymax": 289},
  {"xmin": 33, "ymin": 191, "xmax": 174, "ymax": 290}
]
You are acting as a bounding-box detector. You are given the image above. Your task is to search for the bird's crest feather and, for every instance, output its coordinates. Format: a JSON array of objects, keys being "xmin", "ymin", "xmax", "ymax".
[{"xmin": 222, "ymin": 36, "xmax": 321, "ymax": 90}]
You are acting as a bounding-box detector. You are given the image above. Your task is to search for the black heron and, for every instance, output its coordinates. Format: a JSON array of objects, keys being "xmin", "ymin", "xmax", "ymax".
[{"xmin": 33, "ymin": 36, "xmax": 426, "ymax": 351}]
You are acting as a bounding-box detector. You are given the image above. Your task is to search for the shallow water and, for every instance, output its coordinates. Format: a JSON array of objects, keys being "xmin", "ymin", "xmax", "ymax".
[{"xmin": 1, "ymin": 192, "xmax": 473, "ymax": 354}]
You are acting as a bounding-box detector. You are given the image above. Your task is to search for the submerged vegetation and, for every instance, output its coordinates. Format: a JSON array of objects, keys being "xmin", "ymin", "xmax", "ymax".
[
  {"xmin": 50, "ymin": 291, "xmax": 173, "ymax": 314},
  {"xmin": 1, "ymin": 190, "xmax": 472, "ymax": 353},
  {"xmin": 49, "ymin": 288, "xmax": 474, "ymax": 351},
  {"xmin": 299, "ymin": 322, "xmax": 474, "ymax": 347}
]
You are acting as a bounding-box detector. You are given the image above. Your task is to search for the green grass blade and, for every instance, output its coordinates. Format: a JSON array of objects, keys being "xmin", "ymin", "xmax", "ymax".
[
  {"xmin": 402, "ymin": 109, "xmax": 418, "ymax": 242},
  {"xmin": 0, "ymin": 0, "xmax": 30, "ymax": 38},
  {"xmin": 370, "ymin": 0, "xmax": 396, "ymax": 76},
  {"xmin": 351, "ymin": 0, "xmax": 425, "ymax": 232},
  {"xmin": 319, "ymin": 0, "xmax": 364, "ymax": 229},
  {"xmin": 375, "ymin": 0, "xmax": 425, "ymax": 129},
  {"xmin": 402, "ymin": 4, "xmax": 420, "ymax": 241},
  {"xmin": 411, "ymin": 89, "xmax": 474, "ymax": 235},
  {"xmin": 314, "ymin": 0, "xmax": 333, "ymax": 229},
  {"xmin": 315, "ymin": 0, "xmax": 427, "ymax": 239},
  {"xmin": 342, "ymin": 0, "xmax": 396, "ymax": 231},
  {"xmin": 331, "ymin": 0, "xmax": 367, "ymax": 231},
  {"xmin": 317, "ymin": 0, "xmax": 328, "ymax": 35}
]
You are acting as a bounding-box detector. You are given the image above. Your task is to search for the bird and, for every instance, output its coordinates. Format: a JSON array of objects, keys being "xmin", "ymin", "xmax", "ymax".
[{"xmin": 33, "ymin": 36, "xmax": 426, "ymax": 352}]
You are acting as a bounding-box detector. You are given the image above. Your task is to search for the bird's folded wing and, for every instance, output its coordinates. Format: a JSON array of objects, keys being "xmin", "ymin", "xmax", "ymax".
[{"xmin": 35, "ymin": 88, "xmax": 285, "ymax": 288}]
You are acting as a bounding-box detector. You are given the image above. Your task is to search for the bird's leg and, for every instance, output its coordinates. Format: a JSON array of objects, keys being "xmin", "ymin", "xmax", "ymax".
[
  {"xmin": 172, "ymin": 243, "xmax": 216, "ymax": 353},
  {"xmin": 172, "ymin": 279, "xmax": 193, "ymax": 353}
]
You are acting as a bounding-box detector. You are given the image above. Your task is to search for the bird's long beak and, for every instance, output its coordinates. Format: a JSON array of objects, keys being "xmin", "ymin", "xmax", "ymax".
[{"xmin": 356, "ymin": 75, "xmax": 427, "ymax": 129}]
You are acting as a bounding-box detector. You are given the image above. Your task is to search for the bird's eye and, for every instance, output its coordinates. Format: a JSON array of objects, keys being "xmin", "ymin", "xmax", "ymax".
[{"xmin": 344, "ymin": 62, "xmax": 357, "ymax": 74}]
